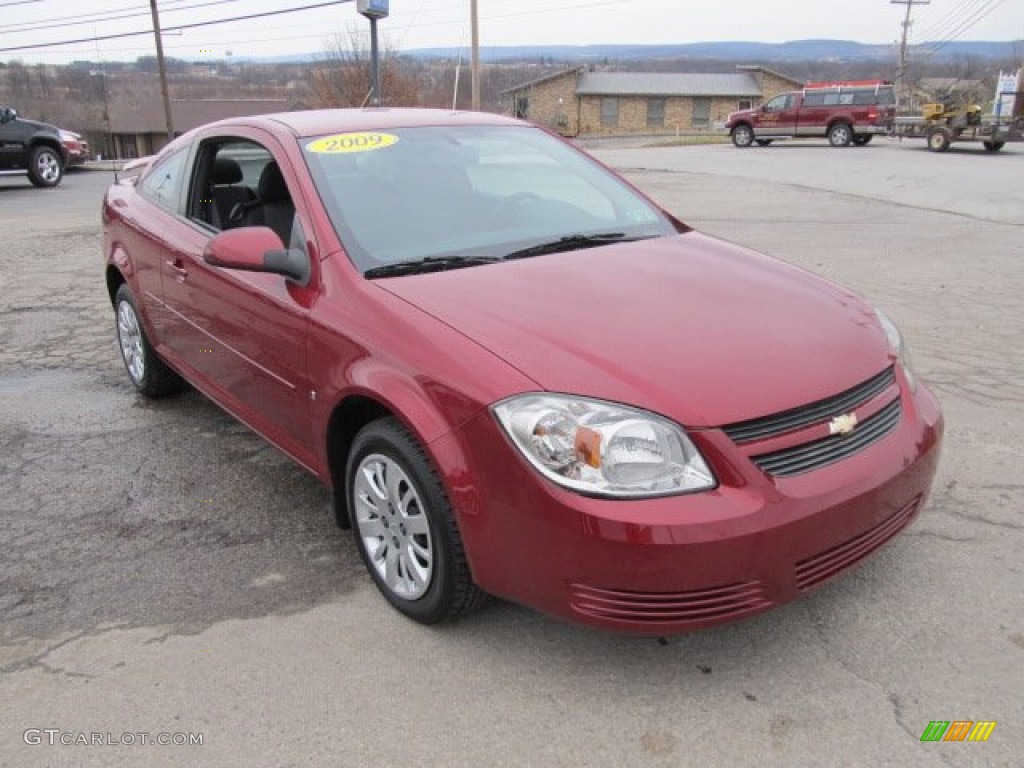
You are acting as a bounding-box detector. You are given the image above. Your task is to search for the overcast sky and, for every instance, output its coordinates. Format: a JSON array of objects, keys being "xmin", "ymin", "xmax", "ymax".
[{"xmin": 0, "ymin": 0, "xmax": 1020, "ymax": 65}]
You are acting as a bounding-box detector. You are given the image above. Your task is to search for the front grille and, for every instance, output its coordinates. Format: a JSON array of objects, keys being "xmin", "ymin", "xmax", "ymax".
[
  {"xmin": 751, "ymin": 399, "xmax": 902, "ymax": 477},
  {"xmin": 723, "ymin": 367, "xmax": 896, "ymax": 444},
  {"xmin": 569, "ymin": 581, "xmax": 772, "ymax": 624},
  {"xmin": 795, "ymin": 495, "xmax": 922, "ymax": 591}
]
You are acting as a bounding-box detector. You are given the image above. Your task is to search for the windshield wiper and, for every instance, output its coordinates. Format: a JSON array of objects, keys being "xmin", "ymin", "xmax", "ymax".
[
  {"xmin": 503, "ymin": 233, "xmax": 653, "ymax": 260},
  {"xmin": 363, "ymin": 255, "xmax": 501, "ymax": 279}
]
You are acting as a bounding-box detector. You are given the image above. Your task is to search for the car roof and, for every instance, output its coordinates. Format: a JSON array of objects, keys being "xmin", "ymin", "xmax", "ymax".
[{"xmin": 216, "ymin": 108, "xmax": 525, "ymax": 139}]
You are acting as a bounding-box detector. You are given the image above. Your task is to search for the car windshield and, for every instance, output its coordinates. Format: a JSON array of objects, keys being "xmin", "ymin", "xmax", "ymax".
[{"xmin": 300, "ymin": 124, "xmax": 676, "ymax": 274}]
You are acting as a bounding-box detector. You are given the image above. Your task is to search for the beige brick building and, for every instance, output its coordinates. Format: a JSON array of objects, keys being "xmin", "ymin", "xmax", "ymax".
[{"xmin": 504, "ymin": 65, "xmax": 803, "ymax": 136}]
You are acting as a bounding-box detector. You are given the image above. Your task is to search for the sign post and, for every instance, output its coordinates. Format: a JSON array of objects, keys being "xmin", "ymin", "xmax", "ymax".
[
  {"xmin": 357, "ymin": 0, "xmax": 389, "ymax": 107},
  {"xmin": 992, "ymin": 70, "xmax": 1021, "ymax": 119}
]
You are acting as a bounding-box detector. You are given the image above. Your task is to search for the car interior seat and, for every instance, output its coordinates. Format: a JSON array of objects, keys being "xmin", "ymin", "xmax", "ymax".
[
  {"xmin": 247, "ymin": 161, "xmax": 295, "ymax": 246},
  {"xmin": 209, "ymin": 156, "xmax": 256, "ymax": 230}
]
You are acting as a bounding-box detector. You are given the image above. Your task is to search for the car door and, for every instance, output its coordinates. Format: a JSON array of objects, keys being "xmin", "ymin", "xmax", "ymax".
[
  {"xmin": 119, "ymin": 145, "xmax": 195, "ymax": 346},
  {"xmin": 0, "ymin": 109, "xmax": 30, "ymax": 169},
  {"xmin": 754, "ymin": 94, "xmax": 797, "ymax": 137},
  {"xmin": 157, "ymin": 129, "xmax": 319, "ymax": 471}
]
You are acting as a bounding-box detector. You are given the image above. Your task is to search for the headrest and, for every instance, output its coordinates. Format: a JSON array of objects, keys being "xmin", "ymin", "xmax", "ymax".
[
  {"xmin": 212, "ymin": 156, "xmax": 243, "ymax": 185},
  {"xmin": 258, "ymin": 161, "xmax": 289, "ymax": 203}
]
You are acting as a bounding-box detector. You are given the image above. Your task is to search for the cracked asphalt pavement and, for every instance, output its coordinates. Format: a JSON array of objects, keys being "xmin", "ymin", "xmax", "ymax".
[{"xmin": 1, "ymin": 141, "xmax": 1021, "ymax": 767}]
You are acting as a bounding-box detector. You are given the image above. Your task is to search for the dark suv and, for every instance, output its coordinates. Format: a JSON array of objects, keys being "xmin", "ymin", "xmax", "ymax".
[{"xmin": 0, "ymin": 106, "xmax": 67, "ymax": 187}]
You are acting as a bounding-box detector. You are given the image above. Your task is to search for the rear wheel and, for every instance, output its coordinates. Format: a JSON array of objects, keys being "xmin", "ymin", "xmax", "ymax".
[
  {"xmin": 731, "ymin": 124, "xmax": 754, "ymax": 148},
  {"xmin": 852, "ymin": 135, "xmax": 873, "ymax": 146},
  {"xmin": 927, "ymin": 126, "xmax": 952, "ymax": 153},
  {"xmin": 27, "ymin": 145, "xmax": 63, "ymax": 187},
  {"xmin": 114, "ymin": 284, "xmax": 184, "ymax": 398},
  {"xmin": 347, "ymin": 417, "xmax": 486, "ymax": 624},
  {"xmin": 828, "ymin": 123, "xmax": 853, "ymax": 147},
  {"xmin": 982, "ymin": 141, "xmax": 1005, "ymax": 152}
]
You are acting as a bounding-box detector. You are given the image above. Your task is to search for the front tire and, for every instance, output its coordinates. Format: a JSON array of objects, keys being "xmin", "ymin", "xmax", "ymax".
[
  {"xmin": 28, "ymin": 145, "xmax": 63, "ymax": 187},
  {"xmin": 828, "ymin": 123, "xmax": 853, "ymax": 147},
  {"xmin": 114, "ymin": 284, "xmax": 184, "ymax": 398},
  {"xmin": 731, "ymin": 124, "xmax": 754, "ymax": 148},
  {"xmin": 982, "ymin": 141, "xmax": 1005, "ymax": 152},
  {"xmin": 927, "ymin": 126, "xmax": 952, "ymax": 153},
  {"xmin": 347, "ymin": 417, "xmax": 486, "ymax": 624}
]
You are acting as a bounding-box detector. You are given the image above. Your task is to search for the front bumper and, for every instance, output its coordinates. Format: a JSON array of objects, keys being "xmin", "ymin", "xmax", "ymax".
[{"xmin": 438, "ymin": 382, "xmax": 943, "ymax": 635}]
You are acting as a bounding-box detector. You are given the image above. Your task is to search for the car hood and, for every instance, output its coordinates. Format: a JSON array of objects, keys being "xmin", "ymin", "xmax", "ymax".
[
  {"xmin": 17, "ymin": 116, "xmax": 60, "ymax": 134},
  {"xmin": 377, "ymin": 233, "xmax": 892, "ymax": 427}
]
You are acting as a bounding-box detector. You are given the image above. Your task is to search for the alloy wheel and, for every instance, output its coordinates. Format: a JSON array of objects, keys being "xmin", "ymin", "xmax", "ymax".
[
  {"xmin": 353, "ymin": 453, "xmax": 434, "ymax": 600},
  {"xmin": 116, "ymin": 300, "xmax": 145, "ymax": 384}
]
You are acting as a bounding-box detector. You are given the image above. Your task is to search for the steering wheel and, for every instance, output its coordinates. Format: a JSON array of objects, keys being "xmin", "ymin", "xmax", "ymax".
[{"xmin": 485, "ymin": 192, "xmax": 541, "ymax": 228}]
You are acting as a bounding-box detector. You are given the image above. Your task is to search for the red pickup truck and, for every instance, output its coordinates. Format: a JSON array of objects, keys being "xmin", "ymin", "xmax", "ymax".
[{"xmin": 726, "ymin": 80, "xmax": 896, "ymax": 148}]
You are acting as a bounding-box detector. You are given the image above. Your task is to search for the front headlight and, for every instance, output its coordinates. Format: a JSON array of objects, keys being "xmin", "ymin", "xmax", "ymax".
[
  {"xmin": 876, "ymin": 308, "xmax": 917, "ymax": 392},
  {"xmin": 492, "ymin": 394, "xmax": 715, "ymax": 498}
]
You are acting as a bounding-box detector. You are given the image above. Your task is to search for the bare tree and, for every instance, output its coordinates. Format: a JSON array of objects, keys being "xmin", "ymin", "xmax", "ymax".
[{"xmin": 308, "ymin": 24, "xmax": 419, "ymax": 108}]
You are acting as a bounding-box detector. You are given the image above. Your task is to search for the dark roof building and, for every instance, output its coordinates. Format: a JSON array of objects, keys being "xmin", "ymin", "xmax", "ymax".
[{"xmin": 100, "ymin": 98, "xmax": 301, "ymax": 159}]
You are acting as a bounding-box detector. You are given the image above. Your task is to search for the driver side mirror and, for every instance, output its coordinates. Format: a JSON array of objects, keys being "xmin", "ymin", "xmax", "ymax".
[
  {"xmin": 0, "ymin": 107, "xmax": 18, "ymax": 124},
  {"xmin": 203, "ymin": 226, "xmax": 310, "ymax": 286}
]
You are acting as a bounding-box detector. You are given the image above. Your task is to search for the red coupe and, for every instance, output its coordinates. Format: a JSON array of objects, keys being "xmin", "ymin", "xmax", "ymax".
[{"xmin": 102, "ymin": 109, "xmax": 943, "ymax": 634}]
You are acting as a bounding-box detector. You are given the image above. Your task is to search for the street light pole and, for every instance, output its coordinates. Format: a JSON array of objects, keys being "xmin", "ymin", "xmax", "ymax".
[
  {"xmin": 369, "ymin": 16, "xmax": 381, "ymax": 106},
  {"xmin": 358, "ymin": 0, "xmax": 388, "ymax": 107}
]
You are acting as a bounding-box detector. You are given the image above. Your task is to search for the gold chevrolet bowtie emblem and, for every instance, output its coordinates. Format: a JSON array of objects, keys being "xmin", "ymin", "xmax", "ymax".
[{"xmin": 829, "ymin": 413, "xmax": 858, "ymax": 436}]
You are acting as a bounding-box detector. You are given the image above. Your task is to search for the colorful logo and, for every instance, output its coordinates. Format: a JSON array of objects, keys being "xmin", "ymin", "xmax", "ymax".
[{"xmin": 920, "ymin": 721, "xmax": 996, "ymax": 742}]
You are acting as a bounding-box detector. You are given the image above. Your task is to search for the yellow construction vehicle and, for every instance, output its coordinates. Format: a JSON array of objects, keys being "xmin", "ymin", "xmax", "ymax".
[{"xmin": 893, "ymin": 90, "xmax": 1023, "ymax": 152}]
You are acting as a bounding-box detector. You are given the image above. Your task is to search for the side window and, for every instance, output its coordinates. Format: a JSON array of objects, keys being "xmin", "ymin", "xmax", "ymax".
[
  {"xmin": 691, "ymin": 97, "xmax": 711, "ymax": 126},
  {"xmin": 600, "ymin": 98, "xmax": 619, "ymax": 128},
  {"xmin": 139, "ymin": 148, "xmax": 189, "ymax": 213},
  {"xmin": 763, "ymin": 95, "xmax": 787, "ymax": 112},
  {"xmin": 188, "ymin": 138, "xmax": 277, "ymax": 233},
  {"xmin": 647, "ymin": 98, "xmax": 666, "ymax": 128}
]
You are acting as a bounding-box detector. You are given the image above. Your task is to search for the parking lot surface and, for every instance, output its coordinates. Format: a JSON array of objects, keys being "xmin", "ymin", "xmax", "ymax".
[{"xmin": 1, "ymin": 142, "xmax": 1021, "ymax": 767}]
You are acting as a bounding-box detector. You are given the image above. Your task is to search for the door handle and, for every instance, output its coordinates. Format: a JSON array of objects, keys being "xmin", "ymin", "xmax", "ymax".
[{"xmin": 165, "ymin": 258, "xmax": 188, "ymax": 283}]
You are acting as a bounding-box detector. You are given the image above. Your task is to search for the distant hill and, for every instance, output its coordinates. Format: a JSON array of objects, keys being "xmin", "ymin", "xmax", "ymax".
[
  {"xmin": 247, "ymin": 39, "xmax": 1022, "ymax": 65},
  {"xmin": 401, "ymin": 39, "xmax": 1022, "ymax": 63}
]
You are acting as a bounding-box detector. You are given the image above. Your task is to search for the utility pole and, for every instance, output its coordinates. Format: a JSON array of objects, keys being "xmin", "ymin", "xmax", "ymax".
[
  {"xmin": 149, "ymin": 0, "xmax": 174, "ymax": 141},
  {"xmin": 470, "ymin": 0, "xmax": 480, "ymax": 111},
  {"xmin": 891, "ymin": 0, "xmax": 930, "ymax": 110}
]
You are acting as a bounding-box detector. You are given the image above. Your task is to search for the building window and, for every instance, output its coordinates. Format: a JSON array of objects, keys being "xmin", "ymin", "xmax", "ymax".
[
  {"xmin": 515, "ymin": 96, "xmax": 529, "ymax": 119},
  {"xmin": 600, "ymin": 97, "xmax": 619, "ymax": 128},
  {"xmin": 691, "ymin": 98, "xmax": 712, "ymax": 127},
  {"xmin": 646, "ymin": 98, "xmax": 665, "ymax": 128},
  {"xmin": 738, "ymin": 99, "xmax": 752, "ymax": 110}
]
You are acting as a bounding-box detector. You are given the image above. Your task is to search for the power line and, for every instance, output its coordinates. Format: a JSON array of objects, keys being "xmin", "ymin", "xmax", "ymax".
[
  {"xmin": 0, "ymin": 0, "xmax": 353, "ymax": 53},
  {"xmin": 0, "ymin": 0, "xmax": 243, "ymax": 37},
  {"xmin": 914, "ymin": 0, "xmax": 987, "ymax": 40},
  {"xmin": 917, "ymin": 0, "xmax": 1009, "ymax": 58},
  {"xmin": 0, "ymin": 0, "xmax": 198, "ymax": 32}
]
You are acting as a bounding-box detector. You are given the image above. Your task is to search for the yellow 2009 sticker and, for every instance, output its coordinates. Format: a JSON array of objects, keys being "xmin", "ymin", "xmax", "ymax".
[{"xmin": 306, "ymin": 132, "xmax": 398, "ymax": 154}]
